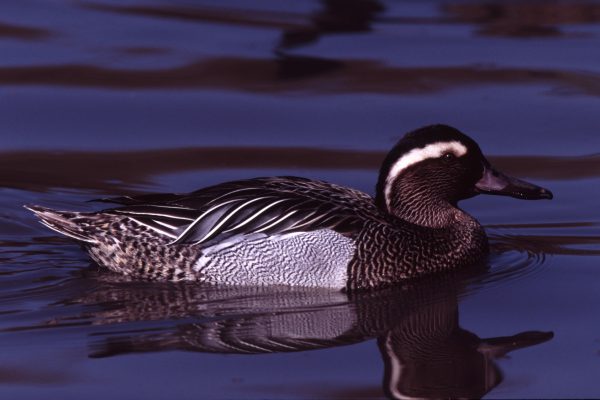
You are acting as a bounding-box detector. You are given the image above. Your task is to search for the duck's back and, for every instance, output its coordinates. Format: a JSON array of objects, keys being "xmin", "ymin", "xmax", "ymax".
[
  {"xmin": 32, "ymin": 177, "xmax": 383, "ymax": 288},
  {"xmin": 105, "ymin": 176, "xmax": 381, "ymax": 244}
]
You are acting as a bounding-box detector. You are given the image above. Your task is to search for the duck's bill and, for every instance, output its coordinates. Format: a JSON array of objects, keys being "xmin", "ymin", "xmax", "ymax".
[{"xmin": 475, "ymin": 165, "xmax": 553, "ymax": 200}]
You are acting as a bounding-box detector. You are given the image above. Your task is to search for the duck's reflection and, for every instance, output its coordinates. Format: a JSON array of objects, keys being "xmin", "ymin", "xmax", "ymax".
[
  {"xmin": 73, "ymin": 269, "xmax": 551, "ymax": 399},
  {"xmin": 377, "ymin": 292, "xmax": 551, "ymax": 399}
]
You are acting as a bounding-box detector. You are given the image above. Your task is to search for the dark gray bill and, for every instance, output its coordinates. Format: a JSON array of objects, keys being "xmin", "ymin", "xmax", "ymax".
[{"xmin": 475, "ymin": 164, "xmax": 553, "ymax": 200}]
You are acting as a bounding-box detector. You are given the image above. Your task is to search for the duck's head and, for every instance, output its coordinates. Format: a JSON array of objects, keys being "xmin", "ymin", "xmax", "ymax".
[{"xmin": 375, "ymin": 124, "xmax": 552, "ymax": 227}]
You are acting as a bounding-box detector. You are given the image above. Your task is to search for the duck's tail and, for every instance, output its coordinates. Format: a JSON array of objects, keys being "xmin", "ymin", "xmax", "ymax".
[{"xmin": 24, "ymin": 205, "xmax": 98, "ymax": 244}]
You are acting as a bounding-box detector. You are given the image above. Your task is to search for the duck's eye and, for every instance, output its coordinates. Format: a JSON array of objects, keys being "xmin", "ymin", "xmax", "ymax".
[{"xmin": 442, "ymin": 152, "xmax": 455, "ymax": 161}]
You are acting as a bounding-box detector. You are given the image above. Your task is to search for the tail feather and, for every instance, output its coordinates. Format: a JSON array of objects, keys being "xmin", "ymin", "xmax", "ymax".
[{"xmin": 24, "ymin": 205, "xmax": 98, "ymax": 244}]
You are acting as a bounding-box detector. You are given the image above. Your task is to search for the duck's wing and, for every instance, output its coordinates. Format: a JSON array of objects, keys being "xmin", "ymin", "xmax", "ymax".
[{"xmin": 105, "ymin": 177, "xmax": 380, "ymax": 245}]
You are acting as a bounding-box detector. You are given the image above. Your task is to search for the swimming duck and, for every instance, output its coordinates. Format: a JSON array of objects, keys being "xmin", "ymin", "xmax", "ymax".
[{"xmin": 26, "ymin": 124, "xmax": 552, "ymax": 290}]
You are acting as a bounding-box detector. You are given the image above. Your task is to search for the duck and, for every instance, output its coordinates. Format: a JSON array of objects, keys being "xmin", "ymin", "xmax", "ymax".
[{"xmin": 26, "ymin": 124, "xmax": 552, "ymax": 290}]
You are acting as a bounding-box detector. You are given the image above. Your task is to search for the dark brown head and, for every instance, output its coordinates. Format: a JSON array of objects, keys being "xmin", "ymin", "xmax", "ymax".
[{"xmin": 375, "ymin": 125, "xmax": 552, "ymax": 226}]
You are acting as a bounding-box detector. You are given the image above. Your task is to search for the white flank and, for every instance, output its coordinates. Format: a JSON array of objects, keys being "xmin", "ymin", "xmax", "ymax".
[
  {"xmin": 194, "ymin": 229, "xmax": 353, "ymax": 288},
  {"xmin": 198, "ymin": 233, "xmax": 267, "ymax": 257},
  {"xmin": 384, "ymin": 141, "xmax": 467, "ymax": 208}
]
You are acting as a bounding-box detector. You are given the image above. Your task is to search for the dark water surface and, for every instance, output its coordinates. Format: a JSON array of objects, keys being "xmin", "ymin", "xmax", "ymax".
[{"xmin": 2, "ymin": 0, "xmax": 600, "ymax": 398}]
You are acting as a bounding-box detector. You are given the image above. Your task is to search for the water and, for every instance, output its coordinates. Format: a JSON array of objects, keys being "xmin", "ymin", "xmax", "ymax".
[{"xmin": 1, "ymin": 0, "xmax": 600, "ymax": 398}]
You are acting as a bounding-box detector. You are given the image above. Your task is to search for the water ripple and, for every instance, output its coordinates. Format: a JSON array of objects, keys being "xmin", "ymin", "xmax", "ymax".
[{"xmin": 470, "ymin": 221, "xmax": 600, "ymax": 293}]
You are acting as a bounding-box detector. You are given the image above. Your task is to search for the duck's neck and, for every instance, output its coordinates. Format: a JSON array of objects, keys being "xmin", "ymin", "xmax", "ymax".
[{"xmin": 378, "ymin": 187, "xmax": 459, "ymax": 229}]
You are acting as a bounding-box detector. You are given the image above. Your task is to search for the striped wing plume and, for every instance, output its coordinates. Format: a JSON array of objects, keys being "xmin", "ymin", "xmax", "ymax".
[{"xmin": 104, "ymin": 177, "xmax": 376, "ymax": 246}]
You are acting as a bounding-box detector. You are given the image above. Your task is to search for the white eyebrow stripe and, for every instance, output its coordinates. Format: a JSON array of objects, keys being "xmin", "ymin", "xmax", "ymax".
[{"xmin": 384, "ymin": 141, "xmax": 468, "ymax": 209}]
